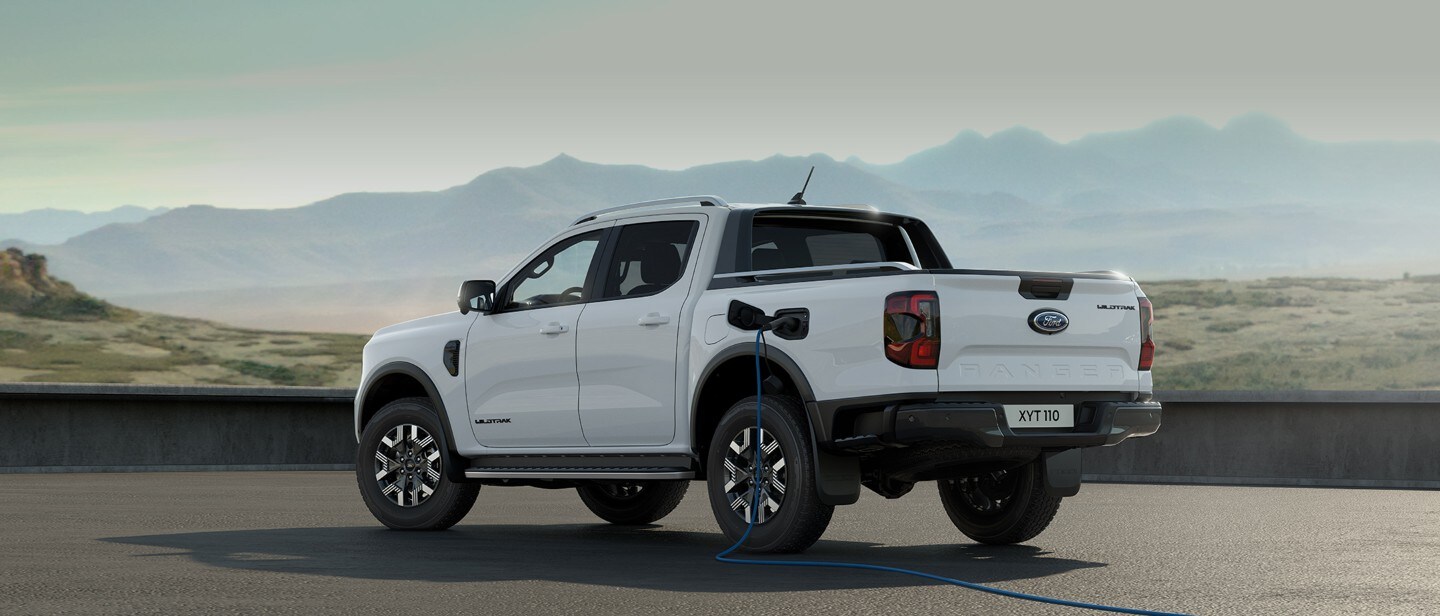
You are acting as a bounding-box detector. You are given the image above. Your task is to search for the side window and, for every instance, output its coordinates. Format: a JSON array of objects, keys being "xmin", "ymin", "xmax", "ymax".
[
  {"xmin": 597, "ymin": 220, "xmax": 699, "ymax": 300},
  {"xmin": 503, "ymin": 230, "xmax": 603, "ymax": 310}
]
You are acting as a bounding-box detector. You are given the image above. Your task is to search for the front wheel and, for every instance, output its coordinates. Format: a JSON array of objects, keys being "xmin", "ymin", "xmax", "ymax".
[
  {"xmin": 577, "ymin": 480, "xmax": 689, "ymax": 525},
  {"xmin": 706, "ymin": 395, "xmax": 833, "ymax": 553},
  {"xmin": 356, "ymin": 397, "xmax": 479, "ymax": 530},
  {"xmin": 937, "ymin": 460, "xmax": 1061, "ymax": 545}
]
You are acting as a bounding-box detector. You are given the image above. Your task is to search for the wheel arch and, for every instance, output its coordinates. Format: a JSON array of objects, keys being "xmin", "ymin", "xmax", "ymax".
[
  {"xmin": 692, "ymin": 341, "xmax": 860, "ymax": 505},
  {"xmin": 357, "ymin": 361, "xmax": 469, "ymax": 482},
  {"xmin": 691, "ymin": 342, "xmax": 819, "ymax": 464}
]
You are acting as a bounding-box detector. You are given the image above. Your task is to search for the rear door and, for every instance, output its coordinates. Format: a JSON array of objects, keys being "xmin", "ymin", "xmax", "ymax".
[
  {"xmin": 932, "ymin": 272, "xmax": 1143, "ymax": 392},
  {"xmin": 575, "ymin": 215, "xmax": 704, "ymax": 446}
]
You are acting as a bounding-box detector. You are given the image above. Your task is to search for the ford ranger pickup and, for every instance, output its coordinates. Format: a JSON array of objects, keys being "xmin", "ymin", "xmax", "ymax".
[{"xmin": 354, "ymin": 195, "xmax": 1161, "ymax": 553}]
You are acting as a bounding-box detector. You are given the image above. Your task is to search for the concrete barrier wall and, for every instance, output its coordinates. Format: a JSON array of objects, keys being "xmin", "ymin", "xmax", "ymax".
[
  {"xmin": 1083, "ymin": 390, "xmax": 1440, "ymax": 489},
  {"xmin": 4, "ymin": 384, "xmax": 1438, "ymax": 488},
  {"xmin": 0, "ymin": 384, "xmax": 355, "ymax": 472}
]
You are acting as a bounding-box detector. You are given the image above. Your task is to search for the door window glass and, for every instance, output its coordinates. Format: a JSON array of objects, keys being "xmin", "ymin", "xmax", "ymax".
[
  {"xmin": 504, "ymin": 230, "xmax": 603, "ymax": 310},
  {"xmin": 597, "ymin": 221, "xmax": 699, "ymax": 299}
]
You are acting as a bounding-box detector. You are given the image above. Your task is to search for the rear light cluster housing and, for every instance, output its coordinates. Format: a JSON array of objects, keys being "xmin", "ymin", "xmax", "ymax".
[
  {"xmin": 884, "ymin": 291, "xmax": 940, "ymax": 369},
  {"xmin": 1137, "ymin": 296, "xmax": 1155, "ymax": 371}
]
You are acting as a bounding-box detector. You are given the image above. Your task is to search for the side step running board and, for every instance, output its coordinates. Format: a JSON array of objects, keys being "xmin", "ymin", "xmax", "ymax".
[{"xmin": 464, "ymin": 468, "xmax": 694, "ymax": 480}]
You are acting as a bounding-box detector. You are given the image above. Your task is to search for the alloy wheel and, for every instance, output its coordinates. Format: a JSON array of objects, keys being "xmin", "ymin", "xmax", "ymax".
[
  {"xmin": 721, "ymin": 426, "xmax": 787, "ymax": 523},
  {"xmin": 373, "ymin": 424, "xmax": 442, "ymax": 507}
]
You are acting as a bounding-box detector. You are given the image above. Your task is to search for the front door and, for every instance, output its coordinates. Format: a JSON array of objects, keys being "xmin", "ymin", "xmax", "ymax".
[{"xmin": 466, "ymin": 227, "xmax": 606, "ymax": 447}]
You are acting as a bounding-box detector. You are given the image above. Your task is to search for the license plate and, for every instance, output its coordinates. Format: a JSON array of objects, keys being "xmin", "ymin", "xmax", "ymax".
[{"xmin": 1003, "ymin": 404, "xmax": 1075, "ymax": 428}]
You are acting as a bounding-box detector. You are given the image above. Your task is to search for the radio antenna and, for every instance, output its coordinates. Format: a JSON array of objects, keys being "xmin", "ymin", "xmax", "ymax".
[{"xmin": 787, "ymin": 166, "xmax": 815, "ymax": 205}]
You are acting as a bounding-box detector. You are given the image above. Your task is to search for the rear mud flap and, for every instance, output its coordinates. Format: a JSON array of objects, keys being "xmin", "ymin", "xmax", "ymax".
[
  {"xmin": 814, "ymin": 449, "xmax": 861, "ymax": 505},
  {"xmin": 1042, "ymin": 448, "xmax": 1082, "ymax": 497}
]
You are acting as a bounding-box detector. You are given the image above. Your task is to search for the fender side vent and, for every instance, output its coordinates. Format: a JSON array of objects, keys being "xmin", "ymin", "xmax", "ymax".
[{"xmin": 443, "ymin": 340, "xmax": 460, "ymax": 376}]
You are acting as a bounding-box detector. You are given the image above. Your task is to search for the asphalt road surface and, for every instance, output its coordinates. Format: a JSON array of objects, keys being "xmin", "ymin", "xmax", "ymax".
[{"xmin": 0, "ymin": 472, "xmax": 1435, "ymax": 615}]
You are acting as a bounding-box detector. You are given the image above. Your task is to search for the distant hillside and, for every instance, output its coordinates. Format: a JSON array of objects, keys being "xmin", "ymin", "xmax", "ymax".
[
  {"xmin": 14, "ymin": 114, "xmax": 1440, "ymax": 332},
  {"xmin": 0, "ymin": 251, "xmax": 364, "ymax": 385},
  {"xmin": 0, "ymin": 205, "xmax": 168, "ymax": 245}
]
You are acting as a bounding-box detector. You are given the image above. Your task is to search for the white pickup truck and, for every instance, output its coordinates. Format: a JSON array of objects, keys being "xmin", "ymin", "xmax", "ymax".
[{"xmin": 354, "ymin": 195, "xmax": 1161, "ymax": 553}]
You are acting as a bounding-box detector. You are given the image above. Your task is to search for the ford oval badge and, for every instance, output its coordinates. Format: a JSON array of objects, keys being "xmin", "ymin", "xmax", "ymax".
[{"xmin": 1029, "ymin": 309, "xmax": 1069, "ymax": 335}]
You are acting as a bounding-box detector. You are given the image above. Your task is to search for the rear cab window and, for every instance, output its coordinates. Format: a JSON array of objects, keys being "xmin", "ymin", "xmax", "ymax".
[{"xmin": 749, "ymin": 213, "xmax": 917, "ymax": 271}]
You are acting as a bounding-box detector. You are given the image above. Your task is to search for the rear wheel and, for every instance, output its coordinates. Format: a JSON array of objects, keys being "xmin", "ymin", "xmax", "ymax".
[
  {"xmin": 706, "ymin": 395, "xmax": 833, "ymax": 553},
  {"xmin": 937, "ymin": 460, "xmax": 1061, "ymax": 545},
  {"xmin": 577, "ymin": 480, "xmax": 689, "ymax": 525},
  {"xmin": 356, "ymin": 398, "xmax": 479, "ymax": 530}
]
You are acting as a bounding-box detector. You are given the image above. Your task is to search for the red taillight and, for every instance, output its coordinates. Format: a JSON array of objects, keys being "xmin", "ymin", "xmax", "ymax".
[
  {"xmin": 885, "ymin": 291, "xmax": 940, "ymax": 369},
  {"xmin": 1137, "ymin": 296, "xmax": 1154, "ymax": 371}
]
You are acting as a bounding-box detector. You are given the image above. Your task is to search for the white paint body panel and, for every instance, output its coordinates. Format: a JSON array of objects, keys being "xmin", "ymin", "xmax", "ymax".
[{"xmin": 934, "ymin": 276, "xmax": 1144, "ymax": 392}]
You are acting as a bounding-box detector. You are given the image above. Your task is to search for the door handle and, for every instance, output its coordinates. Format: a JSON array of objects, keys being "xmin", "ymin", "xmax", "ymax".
[
  {"xmin": 539, "ymin": 322, "xmax": 568, "ymax": 335},
  {"xmin": 636, "ymin": 313, "xmax": 671, "ymax": 326}
]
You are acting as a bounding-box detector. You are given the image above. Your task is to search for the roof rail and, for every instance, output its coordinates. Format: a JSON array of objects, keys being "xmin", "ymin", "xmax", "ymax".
[{"xmin": 571, "ymin": 195, "xmax": 730, "ymax": 226}]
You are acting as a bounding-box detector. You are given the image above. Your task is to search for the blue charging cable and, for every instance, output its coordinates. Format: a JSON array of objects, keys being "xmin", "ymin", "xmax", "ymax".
[{"xmin": 714, "ymin": 329, "xmax": 1190, "ymax": 616}]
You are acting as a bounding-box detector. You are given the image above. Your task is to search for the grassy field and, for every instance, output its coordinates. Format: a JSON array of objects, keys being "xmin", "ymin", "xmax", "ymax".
[
  {"xmin": 3, "ymin": 276, "xmax": 1440, "ymax": 389},
  {"xmin": 1146, "ymin": 276, "xmax": 1440, "ymax": 390},
  {"xmin": 0, "ymin": 310, "xmax": 365, "ymax": 387}
]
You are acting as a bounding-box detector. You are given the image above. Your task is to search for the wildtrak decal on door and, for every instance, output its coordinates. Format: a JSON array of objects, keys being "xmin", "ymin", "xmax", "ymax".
[{"xmin": 474, "ymin": 418, "xmax": 513, "ymax": 425}]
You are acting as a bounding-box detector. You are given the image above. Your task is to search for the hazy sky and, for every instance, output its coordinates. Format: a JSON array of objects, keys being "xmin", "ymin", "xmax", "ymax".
[{"xmin": 2, "ymin": 0, "xmax": 1438, "ymax": 213}]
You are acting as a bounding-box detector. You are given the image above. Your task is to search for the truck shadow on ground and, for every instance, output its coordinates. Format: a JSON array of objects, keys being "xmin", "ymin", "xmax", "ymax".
[{"xmin": 104, "ymin": 523, "xmax": 1106, "ymax": 592}]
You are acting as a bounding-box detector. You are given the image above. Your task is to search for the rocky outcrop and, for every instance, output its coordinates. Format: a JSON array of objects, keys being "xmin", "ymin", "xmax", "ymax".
[{"xmin": 0, "ymin": 248, "xmax": 128, "ymax": 320}]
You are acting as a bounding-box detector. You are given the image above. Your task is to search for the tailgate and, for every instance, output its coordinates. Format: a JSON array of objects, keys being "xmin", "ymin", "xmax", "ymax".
[{"xmin": 933, "ymin": 272, "xmax": 1143, "ymax": 392}]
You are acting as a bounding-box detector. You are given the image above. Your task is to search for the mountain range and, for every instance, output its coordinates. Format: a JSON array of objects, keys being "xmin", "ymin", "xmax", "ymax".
[
  {"xmin": 5, "ymin": 114, "xmax": 1439, "ymax": 332},
  {"xmin": 0, "ymin": 205, "xmax": 169, "ymax": 246}
]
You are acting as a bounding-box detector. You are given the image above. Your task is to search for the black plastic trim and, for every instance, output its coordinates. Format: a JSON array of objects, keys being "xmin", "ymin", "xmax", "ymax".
[
  {"xmin": 898, "ymin": 219, "xmax": 952, "ymax": 269},
  {"xmin": 823, "ymin": 391, "xmax": 1157, "ymax": 449},
  {"xmin": 709, "ymin": 266, "xmax": 919, "ymax": 290},
  {"xmin": 1018, "ymin": 276, "xmax": 1075, "ymax": 301},
  {"xmin": 931, "ymin": 268, "xmax": 1129, "ymax": 280},
  {"xmin": 469, "ymin": 454, "xmax": 694, "ymax": 470},
  {"xmin": 442, "ymin": 340, "xmax": 460, "ymax": 376},
  {"xmin": 872, "ymin": 400, "xmax": 1162, "ymax": 449},
  {"xmin": 713, "ymin": 208, "xmax": 753, "ymax": 276},
  {"xmin": 708, "ymin": 267, "xmax": 1127, "ymax": 291},
  {"xmin": 692, "ymin": 342, "xmax": 823, "ymax": 447}
]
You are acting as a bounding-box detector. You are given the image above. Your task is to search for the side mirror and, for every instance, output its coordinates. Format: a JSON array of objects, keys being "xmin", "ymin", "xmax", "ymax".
[{"xmin": 458, "ymin": 280, "xmax": 496, "ymax": 315}]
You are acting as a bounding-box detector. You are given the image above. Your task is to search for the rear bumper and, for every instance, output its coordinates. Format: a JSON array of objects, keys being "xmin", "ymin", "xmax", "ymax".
[{"xmin": 828, "ymin": 399, "xmax": 1162, "ymax": 450}]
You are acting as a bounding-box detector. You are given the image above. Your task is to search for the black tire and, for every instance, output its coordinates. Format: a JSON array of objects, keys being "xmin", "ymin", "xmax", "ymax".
[
  {"xmin": 576, "ymin": 480, "xmax": 689, "ymax": 525},
  {"xmin": 937, "ymin": 460, "xmax": 1061, "ymax": 545},
  {"xmin": 356, "ymin": 397, "xmax": 480, "ymax": 530},
  {"xmin": 706, "ymin": 395, "xmax": 833, "ymax": 553}
]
